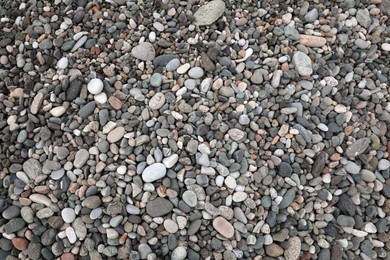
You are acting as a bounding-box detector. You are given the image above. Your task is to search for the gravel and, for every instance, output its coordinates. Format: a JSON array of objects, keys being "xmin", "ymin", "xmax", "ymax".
[{"xmin": 0, "ymin": 0, "xmax": 390, "ymax": 259}]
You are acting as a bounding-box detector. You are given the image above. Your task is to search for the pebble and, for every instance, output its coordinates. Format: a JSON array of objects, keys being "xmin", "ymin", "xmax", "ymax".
[
  {"xmin": 213, "ymin": 216, "xmax": 234, "ymax": 238},
  {"xmin": 142, "ymin": 163, "xmax": 167, "ymax": 182},
  {"xmin": 87, "ymin": 78, "xmax": 104, "ymax": 95},
  {"xmin": 57, "ymin": 57, "xmax": 68, "ymax": 69},
  {"xmin": 193, "ymin": 0, "xmax": 226, "ymax": 26},
  {"xmin": 292, "ymin": 51, "xmax": 313, "ymax": 76},
  {"xmin": 132, "ymin": 42, "xmax": 155, "ymax": 61},
  {"xmin": 146, "ymin": 198, "xmax": 173, "ymax": 217},
  {"xmin": 61, "ymin": 208, "xmax": 76, "ymax": 223},
  {"xmin": 284, "ymin": 237, "xmax": 301, "ymax": 260},
  {"xmin": 107, "ymin": 127, "xmax": 125, "ymax": 143},
  {"xmin": 74, "ymin": 149, "xmax": 89, "ymax": 168},
  {"xmin": 182, "ymin": 190, "xmax": 197, "ymax": 207},
  {"xmin": 299, "ymin": 35, "xmax": 327, "ymax": 47},
  {"xmin": 188, "ymin": 67, "xmax": 204, "ymax": 79},
  {"xmin": 149, "ymin": 92, "xmax": 165, "ymax": 110}
]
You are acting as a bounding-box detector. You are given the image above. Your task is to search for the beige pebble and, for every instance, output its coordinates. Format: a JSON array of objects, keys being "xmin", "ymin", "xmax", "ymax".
[
  {"xmin": 299, "ymin": 35, "xmax": 327, "ymax": 47},
  {"xmin": 212, "ymin": 216, "xmax": 234, "ymax": 238},
  {"xmin": 107, "ymin": 126, "xmax": 125, "ymax": 143}
]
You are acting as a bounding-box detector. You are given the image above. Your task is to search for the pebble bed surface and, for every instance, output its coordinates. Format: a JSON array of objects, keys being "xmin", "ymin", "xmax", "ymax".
[{"xmin": 0, "ymin": 0, "xmax": 390, "ymax": 259}]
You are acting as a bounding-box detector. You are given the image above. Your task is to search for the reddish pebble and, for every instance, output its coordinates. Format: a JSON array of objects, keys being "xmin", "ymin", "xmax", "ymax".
[
  {"xmin": 61, "ymin": 252, "xmax": 75, "ymax": 260},
  {"xmin": 12, "ymin": 238, "xmax": 28, "ymax": 250},
  {"xmin": 213, "ymin": 216, "xmax": 234, "ymax": 238}
]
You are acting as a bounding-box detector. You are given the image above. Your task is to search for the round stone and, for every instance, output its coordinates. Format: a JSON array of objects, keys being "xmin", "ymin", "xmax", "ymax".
[
  {"xmin": 164, "ymin": 219, "xmax": 178, "ymax": 233},
  {"xmin": 213, "ymin": 216, "xmax": 234, "ymax": 238},
  {"xmin": 87, "ymin": 78, "xmax": 104, "ymax": 95},
  {"xmin": 188, "ymin": 67, "xmax": 204, "ymax": 79},
  {"xmin": 61, "ymin": 208, "xmax": 76, "ymax": 223},
  {"xmin": 182, "ymin": 190, "xmax": 197, "ymax": 207}
]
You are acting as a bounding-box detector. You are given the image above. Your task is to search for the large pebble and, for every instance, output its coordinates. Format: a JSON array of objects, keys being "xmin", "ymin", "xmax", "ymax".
[
  {"xmin": 87, "ymin": 78, "xmax": 104, "ymax": 95},
  {"xmin": 292, "ymin": 51, "xmax": 312, "ymax": 76},
  {"xmin": 132, "ymin": 42, "xmax": 155, "ymax": 61},
  {"xmin": 149, "ymin": 92, "xmax": 165, "ymax": 110},
  {"xmin": 193, "ymin": 0, "xmax": 226, "ymax": 26},
  {"xmin": 142, "ymin": 163, "xmax": 167, "ymax": 182},
  {"xmin": 213, "ymin": 216, "xmax": 234, "ymax": 238}
]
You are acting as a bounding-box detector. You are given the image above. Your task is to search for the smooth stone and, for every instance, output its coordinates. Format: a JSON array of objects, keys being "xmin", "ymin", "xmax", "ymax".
[
  {"xmin": 305, "ymin": 9, "xmax": 319, "ymax": 22},
  {"xmin": 278, "ymin": 162, "xmax": 293, "ymax": 177},
  {"xmin": 82, "ymin": 196, "xmax": 102, "ymax": 209},
  {"xmin": 79, "ymin": 102, "xmax": 96, "ymax": 119},
  {"xmin": 164, "ymin": 219, "xmax": 178, "ymax": 233},
  {"xmin": 166, "ymin": 59, "xmax": 180, "ymax": 71},
  {"xmin": 2, "ymin": 206, "xmax": 20, "ymax": 219},
  {"xmin": 66, "ymin": 79, "xmax": 82, "ymax": 101},
  {"xmin": 150, "ymin": 73, "xmax": 163, "ymax": 87},
  {"xmin": 378, "ymin": 159, "xmax": 390, "ymax": 170},
  {"xmin": 142, "ymin": 163, "xmax": 167, "ymax": 182},
  {"xmin": 213, "ymin": 216, "xmax": 234, "ymax": 238},
  {"xmin": 162, "ymin": 154, "xmax": 178, "ymax": 168},
  {"xmin": 188, "ymin": 67, "xmax": 204, "ymax": 79},
  {"xmin": 182, "ymin": 190, "xmax": 197, "ymax": 207},
  {"xmin": 107, "ymin": 126, "xmax": 125, "ymax": 143},
  {"xmin": 193, "ymin": 0, "xmax": 226, "ymax": 26},
  {"xmin": 87, "ymin": 78, "xmax": 104, "ymax": 95},
  {"xmin": 171, "ymin": 247, "xmax": 187, "ymax": 260},
  {"xmin": 292, "ymin": 51, "xmax": 312, "ymax": 76},
  {"xmin": 279, "ymin": 189, "xmax": 296, "ymax": 209},
  {"xmin": 57, "ymin": 57, "xmax": 68, "ymax": 69},
  {"xmin": 265, "ymin": 244, "xmax": 284, "ymax": 257},
  {"xmin": 74, "ymin": 149, "xmax": 89, "ymax": 168},
  {"xmin": 61, "ymin": 208, "xmax": 76, "ymax": 223},
  {"xmin": 345, "ymin": 138, "xmax": 370, "ymax": 159},
  {"xmin": 31, "ymin": 92, "xmax": 44, "ymax": 114},
  {"xmin": 132, "ymin": 42, "xmax": 155, "ymax": 61},
  {"xmin": 299, "ymin": 35, "xmax": 327, "ymax": 47},
  {"xmin": 344, "ymin": 161, "xmax": 361, "ymax": 174},
  {"xmin": 356, "ymin": 9, "xmax": 371, "ymax": 28},
  {"xmin": 146, "ymin": 198, "xmax": 173, "ymax": 217},
  {"xmin": 50, "ymin": 106, "xmax": 66, "ymax": 117}
]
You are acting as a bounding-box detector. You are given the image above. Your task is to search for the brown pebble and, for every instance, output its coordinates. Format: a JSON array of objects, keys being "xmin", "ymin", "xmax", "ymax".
[
  {"xmin": 108, "ymin": 96, "xmax": 122, "ymax": 110},
  {"xmin": 12, "ymin": 238, "xmax": 28, "ymax": 250}
]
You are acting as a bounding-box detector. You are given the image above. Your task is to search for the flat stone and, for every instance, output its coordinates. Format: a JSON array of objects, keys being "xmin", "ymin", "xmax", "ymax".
[
  {"xmin": 62, "ymin": 208, "xmax": 76, "ymax": 223},
  {"xmin": 79, "ymin": 101, "xmax": 96, "ymax": 119},
  {"xmin": 345, "ymin": 138, "xmax": 370, "ymax": 159},
  {"xmin": 107, "ymin": 126, "xmax": 125, "ymax": 143},
  {"xmin": 31, "ymin": 92, "xmax": 44, "ymax": 114},
  {"xmin": 193, "ymin": 0, "xmax": 226, "ymax": 26},
  {"xmin": 74, "ymin": 149, "xmax": 89, "ymax": 168},
  {"xmin": 2, "ymin": 205, "xmax": 20, "ymax": 219},
  {"xmin": 66, "ymin": 79, "xmax": 82, "ymax": 101},
  {"xmin": 142, "ymin": 163, "xmax": 167, "ymax": 182},
  {"xmin": 279, "ymin": 189, "xmax": 296, "ymax": 209},
  {"xmin": 299, "ymin": 35, "xmax": 327, "ymax": 47},
  {"xmin": 188, "ymin": 67, "xmax": 204, "ymax": 79},
  {"xmin": 213, "ymin": 216, "xmax": 234, "ymax": 238},
  {"xmin": 82, "ymin": 196, "xmax": 102, "ymax": 209},
  {"xmin": 292, "ymin": 51, "xmax": 313, "ymax": 76},
  {"xmin": 266, "ymin": 244, "xmax": 284, "ymax": 257},
  {"xmin": 164, "ymin": 219, "xmax": 178, "ymax": 233},
  {"xmin": 29, "ymin": 194, "xmax": 52, "ymax": 207},
  {"xmin": 344, "ymin": 161, "xmax": 361, "ymax": 174},
  {"xmin": 146, "ymin": 198, "xmax": 173, "ymax": 217},
  {"xmin": 132, "ymin": 42, "xmax": 155, "ymax": 61},
  {"xmin": 150, "ymin": 73, "xmax": 163, "ymax": 87},
  {"xmin": 182, "ymin": 190, "xmax": 197, "ymax": 207},
  {"xmin": 4, "ymin": 218, "xmax": 26, "ymax": 234},
  {"xmin": 50, "ymin": 106, "xmax": 66, "ymax": 117}
]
